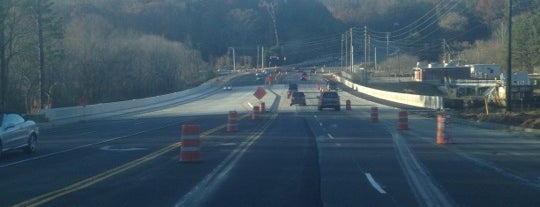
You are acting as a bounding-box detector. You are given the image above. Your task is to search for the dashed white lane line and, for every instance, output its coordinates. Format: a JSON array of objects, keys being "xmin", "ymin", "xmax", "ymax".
[{"xmin": 365, "ymin": 173, "xmax": 387, "ymax": 194}]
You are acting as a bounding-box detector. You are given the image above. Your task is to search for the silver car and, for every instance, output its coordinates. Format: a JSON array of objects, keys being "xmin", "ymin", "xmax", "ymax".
[{"xmin": 0, "ymin": 112, "xmax": 39, "ymax": 158}]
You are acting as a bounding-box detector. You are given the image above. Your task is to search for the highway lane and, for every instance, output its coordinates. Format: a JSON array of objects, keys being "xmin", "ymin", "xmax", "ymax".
[
  {"xmin": 1, "ymin": 71, "xmax": 539, "ymax": 206},
  {"xmin": 0, "ymin": 78, "xmax": 274, "ymax": 206},
  {"xmin": 0, "ymin": 114, "xmax": 229, "ymax": 207},
  {"xmin": 187, "ymin": 113, "xmax": 322, "ymax": 207},
  {"xmin": 401, "ymin": 114, "xmax": 540, "ymax": 206}
]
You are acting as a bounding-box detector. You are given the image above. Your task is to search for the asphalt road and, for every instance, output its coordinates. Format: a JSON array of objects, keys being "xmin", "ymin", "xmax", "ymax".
[{"xmin": 1, "ymin": 71, "xmax": 539, "ymax": 207}]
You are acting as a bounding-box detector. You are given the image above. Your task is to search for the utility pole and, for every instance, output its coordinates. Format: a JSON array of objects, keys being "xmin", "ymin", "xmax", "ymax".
[
  {"xmin": 374, "ymin": 47, "xmax": 377, "ymax": 71},
  {"xmin": 345, "ymin": 32, "xmax": 349, "ymax": 71},
  {"xmin": 261, "ymin": 46, "xmax": 264, "ymax": 70},
  {"xmin": 368, "ymin": 35, "xmax": 371, "ymax": 69},
  {"xmin": 386, "ymin": 32, "xmax": 389, "ymax": 73},
  {"xmin": 350, "ymin": 28, "xmax": 353, "ymax": 72},
  {"xmin": 506, "ymin": 0, "xmax": 512, "ymax": 111},
  {"xmin": 398, "ymin": 48, "xmax": 401, "ymax": 82},
  {"xmin": 364, "ymin": 26, "xmax": 367, "ymax": 69},
  {"xmin": 229, "ymin": 47, "xmax": 235, "ymax": 72},
  {"xmin": 341, "ymin": 34, "xmax": 345, "ymax": 70},
  {"xmin": 257, "ymin": 45, "xmax": 260, "ymax": 69}
]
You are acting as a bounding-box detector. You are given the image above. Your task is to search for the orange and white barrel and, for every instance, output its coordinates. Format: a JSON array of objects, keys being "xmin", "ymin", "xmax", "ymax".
[
  {"xmin": 227, "ymin": 111, "xmax": 238, "ymax": 132},
  {"xmin": 252, "ymin": 106, "xmax": 260, "ymax": 120},
  {"xmin": 345, "ymin": 100, "xmax": 351, "ymax": 110},
  {"xmin": 180, "ymin": 123, "xmax": 201, "ymax": 162},
  {"xmin": 397, "ymin": 111, "xmax": 408, "ymax": 130},
  {"xmin": 370, "ymin": 107, "xmax": 379, "ymax": 122},
  {"xmin": 436, "ymin": 114, "xmax": 452, "ymax": 144},
  {"xmin": 259, "ymin": 102, "xmax": 266, "ymax": 114}
]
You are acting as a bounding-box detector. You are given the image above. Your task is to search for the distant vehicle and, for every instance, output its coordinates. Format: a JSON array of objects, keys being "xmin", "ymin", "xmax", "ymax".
[
  {"xmin": 318, "ymin": 91, "xmax": 340, "ymax": 111},
  {"xmin": 287, "ymin": 83, "xmax": 298, "ymax": 98},
  {"xmin": 223, "ymin": 85, "xmax": 232, "ymax": 90},
  {"xmin": 0, "ymin": 112, "xmax": 39, "ymax": 158},
  {"xmin": 290, "ymin": 91, "xmax": 306, "ymax": 106},
  {"xmin": 326, "ymin": 81, "xmax": 338, "ymax": 91},
  {"xmin": 256, "ymin": 73, "xmax": 264, "ymax": 81}
]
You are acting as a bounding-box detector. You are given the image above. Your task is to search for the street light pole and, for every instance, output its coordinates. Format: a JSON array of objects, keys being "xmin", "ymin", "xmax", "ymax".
[
  {"xmin": 232, "ymin": 47, "xmax": 236, "ymax": 72},
  {"xmin": 506, "ymin": 0, "xmax": 512, "ymax": 111}
]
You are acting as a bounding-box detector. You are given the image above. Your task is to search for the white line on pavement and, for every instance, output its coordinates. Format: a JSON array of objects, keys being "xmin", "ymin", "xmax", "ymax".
[{"xmin": 365, "ymin": 173, "xmax": 387, "ymax": 194}]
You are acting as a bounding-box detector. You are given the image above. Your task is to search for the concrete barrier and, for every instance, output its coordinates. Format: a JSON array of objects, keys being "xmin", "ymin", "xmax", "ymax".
[
  {"xmin": 332, "ymin": 74, "xmax": 443, "ymax": 110},
  {"xmin": 40, "ymin": 84, "xmax": 213, "ymax": 122}
]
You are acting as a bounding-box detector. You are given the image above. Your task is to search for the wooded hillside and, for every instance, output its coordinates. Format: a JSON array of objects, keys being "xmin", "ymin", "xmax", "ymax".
[{"xmin": 1, "ymin": 0, "xmax": 539, "ymax": 112}]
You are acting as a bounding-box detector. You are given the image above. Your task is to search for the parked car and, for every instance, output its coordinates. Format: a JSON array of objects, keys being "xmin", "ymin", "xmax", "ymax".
[
  {"xmin": 290, "ymin": 91, "xmax": 307, "ymax": 106},
  {"xmin": 318, "ymin": 91, "xmax": 340, "ymax": 111},
  {"xmin": 0, "ymin": 112, "xmax": 39, "ymax": 158}
]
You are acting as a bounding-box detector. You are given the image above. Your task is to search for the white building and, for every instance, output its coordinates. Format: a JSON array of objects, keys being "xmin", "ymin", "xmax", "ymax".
[{"xmin": 466, "ymin": 64, "xmax": 501, "ymax": 79}]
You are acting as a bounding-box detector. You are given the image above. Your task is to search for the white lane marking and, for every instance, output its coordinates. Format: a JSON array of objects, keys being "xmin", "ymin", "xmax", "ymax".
[
  {"xmin": 0, "ymin": 123, "xmax": 178, "ymax": 168},
  {"xmin": 174, "ymin": 114, "xmax": 275, "ymax": 207},
  {"xmin": 219, "ymin": 143, "xmax": 237, "ymax": 146},
  {"xmin": 365, "ymin": 173, "xmax": 387, "ymax": 194},
  {"xmin": 100, "ymin": 146, "xmax": 147, "ymax": 152},
  {"xmin": 328, "ymin": 133, "xmax": 335, "ymax": 139}
]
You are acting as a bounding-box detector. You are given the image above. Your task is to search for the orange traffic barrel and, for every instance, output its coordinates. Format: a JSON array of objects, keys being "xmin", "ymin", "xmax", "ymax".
[
  {"xmin": 397, "ymin": 111, "xmax": 408, "ymax": 130},
  {"xmin": 180, "ymin": 123, "xmax": 201, "ymax": 162},
  {"xmin": 370, "ymin": 107, "xmax": 379, "ymax": 122},
  {"xmin": 227, "ymin": 111, "xmax": 238, "ymax": 132},
  {"xmin": 259, "ymin": 102, "xmax": 266, "ymax": 114},
  {"xmin": 252, "ymin": 106, "xmax": 260, "ymax": 120},
  {"xmin": 345, "ymin": 100, "xmax": 351, "ymax": 110},
  {"xmin": 436, "ymin": 115, "xmax": 452, "ymax": 144}
]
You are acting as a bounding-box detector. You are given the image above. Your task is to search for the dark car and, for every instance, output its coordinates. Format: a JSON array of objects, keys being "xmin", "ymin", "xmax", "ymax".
[
  {"xmin": 290, "ymin": 92, "xmax": 306, "ymax": 106},
  {"xmin": 326, "ymin": 81, "xmax": 338, "ymax": 91},
  {"xmin": 0, "ymin": 112, "xmax": 39, "ymax": 158},
  {"xmin": 318, "ymin": 91, "xmax": 340, "ymax": 111},
  {"xmin": 287, "ymin": 83, "xmax": 298, "ymax": 99}
]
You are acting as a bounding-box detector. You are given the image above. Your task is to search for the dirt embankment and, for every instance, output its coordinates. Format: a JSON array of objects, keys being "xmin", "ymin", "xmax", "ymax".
[
  {"xmin": 365, "ymin": 80, "xmax": 540, "ymax": 129},
  {"xmin": 458, "ymin": 109, "xmax": 540, "ymax": 129}
]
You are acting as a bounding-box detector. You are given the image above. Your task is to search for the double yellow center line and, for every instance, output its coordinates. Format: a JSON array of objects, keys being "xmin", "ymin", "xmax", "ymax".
[{"xmin": 13, "ymin": 114, "xmax": 250, "ymax": 207}]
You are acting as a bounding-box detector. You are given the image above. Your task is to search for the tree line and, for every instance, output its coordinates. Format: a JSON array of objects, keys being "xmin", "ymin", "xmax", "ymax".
[{"xmin": 1, "ymin": 0, "xmax": 540, "ymax": 113}]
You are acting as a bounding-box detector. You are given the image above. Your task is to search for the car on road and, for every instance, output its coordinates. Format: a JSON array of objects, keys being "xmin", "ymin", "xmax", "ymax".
[
  {"xmin": 223, "ymin": 85, "xmax": 232, "ymax": 90},
  {"xmin": 255, "ymin": 72, "xmax": 264, "ymax": 81},
  {"xmin": 318, "ymin": 91, "xmax": 340, "ymax": 111},
  {"xmin": 326, "ymin": 81, "xmax": 338, "ymax": 91},
  {"xmin": 0, "ymin": 112, "xmax": 39, "ymax": 158},
  {"xmin": 287, "ymin": 83, "xmax": 298, "ymax": 99},
  {"xmin": 290, "ymin": 92, "xmax": 307, "ymax": 106}
]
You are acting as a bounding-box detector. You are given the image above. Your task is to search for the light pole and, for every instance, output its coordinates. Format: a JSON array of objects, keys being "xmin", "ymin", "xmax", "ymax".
[
  {"xmin": 506, "ymin": 0, "xmax": 512, "ymax": 111},
  {"xmin": 231, "ymin": 47, "xmax": 236, "ymax": 72}
]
